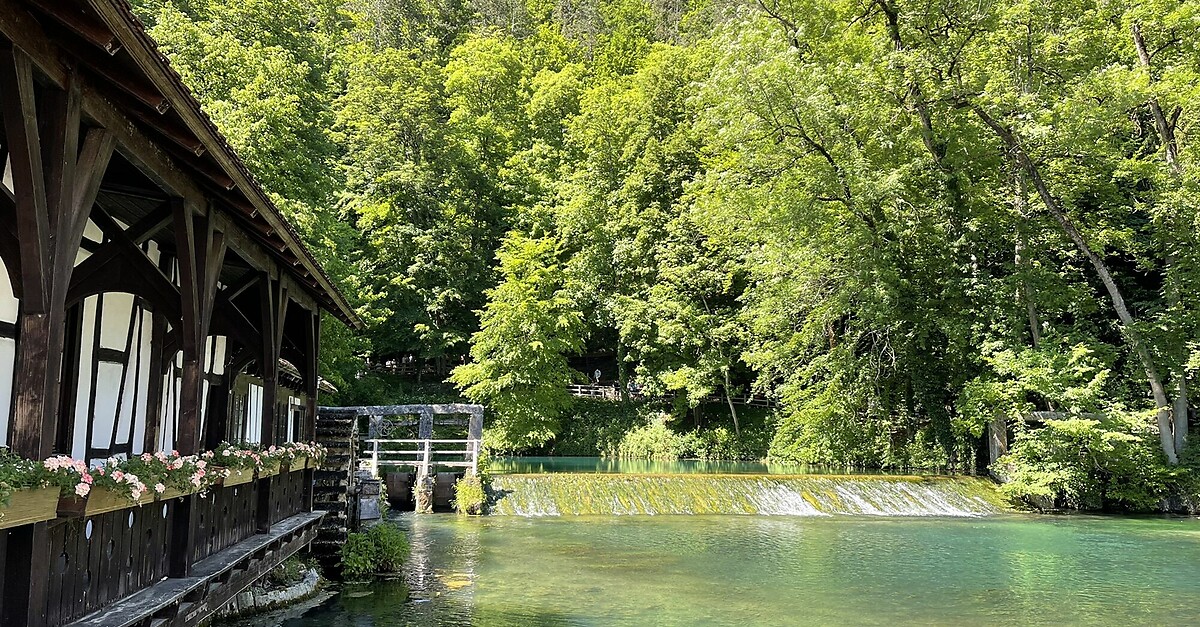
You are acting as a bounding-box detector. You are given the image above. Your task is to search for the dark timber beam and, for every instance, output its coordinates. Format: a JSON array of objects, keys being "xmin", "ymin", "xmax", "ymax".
[
  {"xmin": 0, "ymin": 41, "xmax": 115, "ymax": 627},
  {"xmin": 27, "ymin": 2, "xmax": 121, "ymax": 55},
  {"xmin": 86, "ymin": 0, "xmax": 360, "ymax": 328},
  {"xmin": 304, "ymin": 309, "xmax": 319, "ymax": 441},
  {"xmin": 70, "ymin": 203, "xmax": 180, "ymax": 317},
  {"xmin": 126, "ymin": 201, "xmax": 172, "ymax": 244},
  {"xmin": 169, "ymin": 199, "xmax": 224, "ymax": 578},
  {"xmin": 1, "ymin": 43, "xmax": 50, "ymax": 313},
  {"xmin": 172, "ymin": 198, "xmax": 225, "ymax": 457},
  {"xmin": 2, "ymin": 44, "xmax": 115, "ymax": 464}
]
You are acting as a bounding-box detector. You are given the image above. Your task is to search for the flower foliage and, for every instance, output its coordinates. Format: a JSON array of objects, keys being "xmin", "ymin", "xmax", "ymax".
[
  {"xmin": 0, "ymin": 441, "xmax": 329, "ymax": 509},
  {"xmin": 211, "ymin": 441, "xmax": 328, "ymax": 473},
  {"xmin": 44, "ymin": 450, "xmax": 225, "ymax": 503},
  {"xmin": 0, "ymin": 451, "xmax": 55, "ymax": 506}
]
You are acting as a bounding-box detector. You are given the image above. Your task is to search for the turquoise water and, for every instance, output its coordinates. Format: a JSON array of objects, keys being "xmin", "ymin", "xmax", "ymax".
[
  {"xmin": 489, "ymin": 456, "xmax": 891, "ymax": 475},
  {"xmin": 271, "ymin": 512, "xmax": 1200, "ymax": 626}
]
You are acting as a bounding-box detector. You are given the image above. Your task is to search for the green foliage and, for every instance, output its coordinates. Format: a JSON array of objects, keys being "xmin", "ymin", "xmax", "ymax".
[
  {"xmin": 341, "ymin": 523, "xmax": 410, "ymax": 579},
  {"xmin": 547, "ymin": 399, "xmax": 660, "ymax": 457},
  {"xmin": 325, "ymin": 376, "xmax": 465, "ymax": 407},
  {"xmin": 994, "ymin": 416, "xmax": 1174, "ymax": 512},
  {"xmin": 452, "ymin": 474, "xmax": 486, "ymax": 515},
  {"xmin": 132, "ymin": 0, "xmax": 1200, "ymax": 501},
  {"xmin": 450, "ymin": 235, "xmax": 586, "ymax": 448},
  {"xmin": 617, "ymin": 420, "xmax": 699, "ymax": 461},
  {"xmin": 692, "ymin": 426, "xmax": 771, "ymax": 462},
  {"xmin": 0, "ymin": 451, "xmax": 53, "ymax": 507}
]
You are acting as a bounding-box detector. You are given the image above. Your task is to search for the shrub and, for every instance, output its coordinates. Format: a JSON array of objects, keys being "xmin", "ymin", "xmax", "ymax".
[
  {"xmin": 767, "ymin": 386, "xmax": 890, "ymax": 467},
  {"xmin": 618, "ymin": 421, "xmax": 698, "ymax": 460},
  {"xmin": 341, "ymin": 523, "xmax": 410, "ymax": 579},
  {"xmin": 693, "ymin": 425, "xmax": 772, "ymax": 461},
  {"xmin": 993, "ymin": 416, "xmax": 1173, "ymax": 511},
  {"xmin": 549, "ymin": 399, "xmax": 656, "ymax": 456},
  {"xmin": 453, "ymin": 474, "xmax": 486, "ymax": 515}
]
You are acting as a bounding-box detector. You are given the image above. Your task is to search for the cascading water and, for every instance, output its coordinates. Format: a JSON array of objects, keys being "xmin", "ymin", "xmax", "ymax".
[{"xmin": 488, "ymin": 473, "xmax": 1005, "ymax": 517}]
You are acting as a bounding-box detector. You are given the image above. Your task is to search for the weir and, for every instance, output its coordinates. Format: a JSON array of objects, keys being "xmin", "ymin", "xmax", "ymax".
[{"xmin": 488, "ymin": 473, "xmax": 1005, "ymax": 517}]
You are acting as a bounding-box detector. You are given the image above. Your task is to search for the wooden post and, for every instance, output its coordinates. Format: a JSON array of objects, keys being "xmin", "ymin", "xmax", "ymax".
[
  {"xmin": 303, "ymin": 310, "xmax": 319, "ymax": 442},
  {"xmin": 1, "ymin": 46, "xmax": 113, "ymax": 461},
  {"xmin": 255, "ymin": 276, "xmax": 284, "ymax": 533},
  {"xmin": 0, "ymin": 49, "xmax": 113, "ymax": 627},
  {"xmin": 414, "ymin": 410, "xmax": 434, "ymax": 513},
  {"xmin": 170, "ymin": 200, "xmax": 225, "ymax": 574},
  {"xmin": 2, "ymin": 522, "xmax": 49, "ymax": 626},
  {"xmin": 172, "ymin": 199, "xmax": 224, "ymax": 456},
  {"xmin": 300, "ymin": 310, "xmax": 319, "ymax": 512},
  {"xmin": 259, "ymin": 277, "xmax": 285, "ymax": 446}
]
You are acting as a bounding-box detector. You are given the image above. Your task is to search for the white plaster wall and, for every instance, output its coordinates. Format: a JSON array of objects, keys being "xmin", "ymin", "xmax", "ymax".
[
  {"xmin": 0, "ymin": 256, "xmax": 18, "ymax": 446},
  {"xmin": 246, "ymin": 383, "xmax": 263, "ymax": 444},
  {"xmin": 71, "ymin": 298, "xmax": 98, "ymax": 459}
]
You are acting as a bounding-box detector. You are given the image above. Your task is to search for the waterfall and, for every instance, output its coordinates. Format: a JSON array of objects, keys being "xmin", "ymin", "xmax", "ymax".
[{"xmin": 487, "ymin": 473, "xmax": 1004, "ymax": 517}]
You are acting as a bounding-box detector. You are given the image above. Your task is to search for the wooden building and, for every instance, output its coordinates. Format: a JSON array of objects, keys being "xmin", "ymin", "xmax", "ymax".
[{"xmin": 0, "ymin": 0, "xmax": 361, "ymax": 624}]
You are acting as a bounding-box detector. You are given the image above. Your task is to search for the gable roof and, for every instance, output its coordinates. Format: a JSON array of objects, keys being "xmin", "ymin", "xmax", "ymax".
[{"xmin": 14, "ymin": 0, "xmax": 362, "ymax": 328}]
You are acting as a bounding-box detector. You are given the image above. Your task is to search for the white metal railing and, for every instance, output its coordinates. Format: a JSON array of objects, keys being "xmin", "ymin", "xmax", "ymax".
[{"xmin": 363, "ymin": 438, "xmax": 481, "ymax": 477}]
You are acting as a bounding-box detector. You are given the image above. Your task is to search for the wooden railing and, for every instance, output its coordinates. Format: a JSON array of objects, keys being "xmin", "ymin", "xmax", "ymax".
[
  {"xmin": 565, "ymin": 384, "xmax": 780, "ymax": 408},
  {"xmin": 363, "ymin": 438, "xmax": 481, "ymax": 476}
]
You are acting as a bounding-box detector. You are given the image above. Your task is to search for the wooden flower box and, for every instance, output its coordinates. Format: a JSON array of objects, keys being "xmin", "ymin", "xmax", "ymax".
[
  {"xmin": 220, "ymin": 467, "xmax": 255, "ymax": 487},
  {"xmin": 258, "ymin": 462, "xmax": 281, "ymax": 479},
  {"xmin": 58, "ymin": 485, "xmax": 186, "ymax": 517},
  {"xmin": 0, "ymin": 487, "xmax": 62, "ymax": 529},
  {"xmin": 285, "ymin": 455, "xmax": 310, "ymax": 472}
]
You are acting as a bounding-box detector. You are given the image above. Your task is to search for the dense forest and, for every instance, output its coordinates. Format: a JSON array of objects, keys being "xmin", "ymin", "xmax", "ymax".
[{"xmin": 130, "ymin": 0, "xmax": 1199, "ymax": 510}]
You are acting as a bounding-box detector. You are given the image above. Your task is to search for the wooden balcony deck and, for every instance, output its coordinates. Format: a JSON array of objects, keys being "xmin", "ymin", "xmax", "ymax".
[{"xmin": 68, "ymin": 510, "xmax": 323, "ymax": 627}]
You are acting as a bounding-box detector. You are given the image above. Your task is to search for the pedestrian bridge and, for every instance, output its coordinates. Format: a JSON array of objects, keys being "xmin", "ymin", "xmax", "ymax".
[{"xmin": 317, "ymin": 404, "xmax": 483, "ymax": 512}]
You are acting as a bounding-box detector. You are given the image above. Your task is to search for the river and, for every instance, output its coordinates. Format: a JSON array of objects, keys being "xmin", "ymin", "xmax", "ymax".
[{"xmin": 235, "ymin": 460, "xmax": 1200, "ymax": 626}]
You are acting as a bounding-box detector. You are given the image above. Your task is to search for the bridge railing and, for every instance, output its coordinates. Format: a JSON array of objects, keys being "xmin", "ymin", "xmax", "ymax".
[
  {"xmin": 363, "ymin": 438, "xmax": 481, "ymax": 476},
  {"xmin": 565, "ymin": 384, "xmax": 780, "ymax": 408}
]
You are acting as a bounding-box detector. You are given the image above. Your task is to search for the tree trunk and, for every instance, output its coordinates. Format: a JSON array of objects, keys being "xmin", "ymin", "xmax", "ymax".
[
  {"xmin": 1012, "ymin": 167, "xmax": 1041, "ymax": 348},
  {"xmin": 722, "ymin": 368, "xmax": 740, "ymax": 436},
  {"xmin": 1174, "ymin": 377, "xmax": 1189, "ymax": 456},
  {"xmin": 971, "ymin": 105, "xmax": 1179, "ymax": 463},
  {"xmin": 617, "ymin": 342, "xmax": 629, "ymax": 403},
  {"xmin": 1132, "ymin": 22, "xmax": 1190, "ymax": 457}
]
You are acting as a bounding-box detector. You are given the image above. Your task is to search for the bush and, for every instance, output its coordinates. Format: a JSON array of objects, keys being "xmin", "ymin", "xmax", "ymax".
[
  {"xmin": 993, "ymin": 416, "xmax": 1174, "ymax": 512},
  {"xmin": 453, "ymin": 474, "xmax": 486, "ymax": 515},
  {"xmin": 767, "ymin": 386, "xmax": 891, "ymax": 467},
  {"xmin": 549, "ymin": 399, "xmax": 656, "ymax": 456},
  {"xmin": 692, "ymin": 425, "xmax": 772, "ymax": 461},
  {"xmin": 618, "ymin": 421, "xmax": 699, "ymax": 460},
  {"xmin": 341, "ymin": 523, "xmax": 410, "ymax": 579}
]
